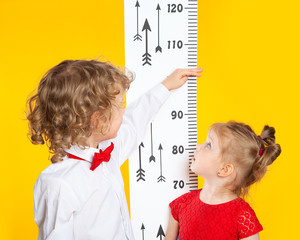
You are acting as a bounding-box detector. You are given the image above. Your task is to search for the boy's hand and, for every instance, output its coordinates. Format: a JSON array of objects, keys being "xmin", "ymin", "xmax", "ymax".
[{"xmin": 162, "ymin": 68, "xmax": 203, "ymax": 91}]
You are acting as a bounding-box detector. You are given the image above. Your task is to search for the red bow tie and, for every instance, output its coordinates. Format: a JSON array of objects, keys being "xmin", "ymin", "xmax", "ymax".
[{"xmin": 68, "ymin": 142, "xmax": 114, "ymax": 171}]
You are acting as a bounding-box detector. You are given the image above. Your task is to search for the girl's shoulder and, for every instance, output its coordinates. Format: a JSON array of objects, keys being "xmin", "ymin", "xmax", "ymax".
[
  {"xmin": 235, "ymin": 198, "xmax": 260, "ymax": 219},
  {"xmin": 234, "ymin": 198, "xmax": 255, "ymax": 212},
  {"xmin": 169, "ymin": 189, "xmax": 201, "ymax": 221},
  {"xmin": 235, "ymin": 199, "xmax": 263, "ymax": 237},
  {"xmin": 170, "ymin": 189, "xmax": 200, "ymax": 206}
]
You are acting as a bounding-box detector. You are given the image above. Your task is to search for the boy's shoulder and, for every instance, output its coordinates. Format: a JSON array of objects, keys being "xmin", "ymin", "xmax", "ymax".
[
  {"xmin": 35, "ymin": 158, "xmax": 89, "ymax": 193},
  {"xmin": 35, "ymin": 159, "xmax": 75, "ymax": 189},
  {"xmin": 37, "ymin": 158, "xmax": 73, "ymax": 180},
  {"xmin": 34, "ymin": 157, "xmax": 108, "ymax": 200}
]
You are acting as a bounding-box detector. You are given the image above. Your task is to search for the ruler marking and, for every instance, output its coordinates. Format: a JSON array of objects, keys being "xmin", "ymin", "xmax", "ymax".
[{"xmin": 126, "ymin": 0, "xmax": 198, "ymax": 237}]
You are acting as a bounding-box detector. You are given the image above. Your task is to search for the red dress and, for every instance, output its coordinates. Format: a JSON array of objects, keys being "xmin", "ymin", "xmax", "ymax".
[{"xmin": 169, "ymin": 189, "xmax": 263, "ymax": 240}]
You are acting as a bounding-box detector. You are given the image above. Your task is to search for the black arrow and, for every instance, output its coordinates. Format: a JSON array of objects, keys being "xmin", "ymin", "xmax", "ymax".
[
  {"xmin": 141, "ymin": 224, "xmax": 145, "ymax": 240},
  {"xmin": 149, "ymin": 122, "xmax": 155, "ymax": 162},
  {"xmin": 137, "ymin": 142, "xmax": 145, "ymax": 181},
  {"xmin": 155, "ymin": 4, "xmax": 162, "ymax": 52},
  {"xmin": 142, "ymin": 19, "xmax": 152, "ymax": 66},
  {"xmin": 156, "ymin": 225, "xmax": 165, "ymax": 240},
  {"xmin": 133, "ymin": 1, "xmax": 142, "ymax": 41},
  {"xmin": 157, "ymin": 144, "xmax": 166, "ymax": 182}
]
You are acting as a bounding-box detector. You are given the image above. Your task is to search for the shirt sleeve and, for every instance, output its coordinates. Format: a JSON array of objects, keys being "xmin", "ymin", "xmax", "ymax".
[
  {"xmin": 169, "ymin": 192, "xmax": 191, "ymax": 222},
  {"xmin": 34, "ymin": 178, "xmax": 80, "ymax": 240},
  {"xmin": 116, "ymin": 83, "xmax": 170, "ymax": 166},
  {"xmin": 237, "ymin": 203, "xmax": 263, "ymax": 239}
]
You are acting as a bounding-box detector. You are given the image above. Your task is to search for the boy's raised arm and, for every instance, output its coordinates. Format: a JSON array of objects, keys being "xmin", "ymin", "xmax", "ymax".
[{"xmin": 116, "ymin": 68, "xmax": 202, "ymax": 166}]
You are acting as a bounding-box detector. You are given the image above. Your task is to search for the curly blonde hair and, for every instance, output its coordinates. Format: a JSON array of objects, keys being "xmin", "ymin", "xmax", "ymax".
[
  {"xmin": 26, "ymin": 60, "xmax": 133, "ymax": 163},
  {"xmin": 211, "ymin": 121, "xmax": 281, "ymax": 198}
]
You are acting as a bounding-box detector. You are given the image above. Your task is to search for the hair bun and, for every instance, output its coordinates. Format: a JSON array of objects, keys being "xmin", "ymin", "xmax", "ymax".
[
  {"xmin": 260, "ymin": 125, "xmax": 281, "ymax": 165},
  {"xmin": 260, "ymin": 125, "xmax": 275, "ymax": 142}
]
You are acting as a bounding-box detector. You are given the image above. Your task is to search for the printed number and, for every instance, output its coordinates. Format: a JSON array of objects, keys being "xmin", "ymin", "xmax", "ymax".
[
  {"xmin": 171, "ymin": 110, "xmax": 183, "ymax": 119},
  {"xmin": 168, "ymin": 4, "xmax": 183, "ymax": 13},
  {"xmin": 172, "ymin": 145, "xmax": 184, "ymax": 154},
  {"xmin": 168, "ymin": 40, "xmax": 183, "ymax": 49},
  {"xmin": 173, "ymin": 180, "xmax": 185, "ymax": 189}
]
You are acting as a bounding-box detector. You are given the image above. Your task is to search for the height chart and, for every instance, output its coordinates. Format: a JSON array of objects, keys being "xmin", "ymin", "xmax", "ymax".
[{"xmin": 124, "ymin": 0, "xmax": 198, "ymax": 239}]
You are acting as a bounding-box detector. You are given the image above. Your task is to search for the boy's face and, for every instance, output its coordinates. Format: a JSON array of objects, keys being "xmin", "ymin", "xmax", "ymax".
[
  {"xmin": 191, "ymin": 130, "xmax": 222, "ymax": 178},
  {"xmin": 104, "ymin": 90, "xmax": 125, "ymax": 140}
]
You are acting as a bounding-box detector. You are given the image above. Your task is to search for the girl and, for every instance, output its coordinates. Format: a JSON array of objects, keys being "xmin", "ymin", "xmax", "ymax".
[
  {"xmin": 27, "ymin": 59, "xmax": 202, "ymax": 239},
  {"xmin": 165, "ymin": 121, "xmax": 281, "ymax": 240}
]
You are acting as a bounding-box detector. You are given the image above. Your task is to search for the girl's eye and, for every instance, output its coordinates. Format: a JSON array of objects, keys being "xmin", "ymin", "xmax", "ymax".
[{"xmin": 206, "ymin": 142, "xmax": 211, "ymax": 148}]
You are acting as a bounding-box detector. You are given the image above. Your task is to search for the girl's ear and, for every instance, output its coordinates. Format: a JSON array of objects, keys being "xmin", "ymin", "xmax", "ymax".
[{"xmin": 217, "ymin": 163, "xmax": 234, "ymax": 177}]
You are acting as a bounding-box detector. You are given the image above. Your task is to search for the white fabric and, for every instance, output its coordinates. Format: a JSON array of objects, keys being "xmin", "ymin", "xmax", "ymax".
[{"xmin": 33, "ymin": 83, "xmax": 170, "ymax": 240}]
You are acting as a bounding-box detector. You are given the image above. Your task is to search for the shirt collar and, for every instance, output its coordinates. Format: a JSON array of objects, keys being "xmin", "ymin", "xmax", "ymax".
[{"xmin": 65, "ymin": 140, "xmax": 113, "ymax": 163}]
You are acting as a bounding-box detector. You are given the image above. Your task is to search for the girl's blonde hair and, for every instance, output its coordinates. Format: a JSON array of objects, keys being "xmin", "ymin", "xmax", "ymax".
[
  {"xmin": 211, "ymin": 121, "xmax": 281, "ymax": 198},
  {"xmin": 26, "ymin": 60, "xmax": 133, "ymax": 163}
]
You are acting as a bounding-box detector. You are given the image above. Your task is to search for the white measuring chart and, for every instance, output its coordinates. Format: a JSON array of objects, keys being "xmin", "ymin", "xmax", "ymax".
[{"xmin": 125, "ymin": 0, "xmax": 198, "ymax": 239}]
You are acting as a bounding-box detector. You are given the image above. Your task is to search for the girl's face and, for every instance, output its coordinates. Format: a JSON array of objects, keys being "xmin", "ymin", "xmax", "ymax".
[{"xmin": 191, "ymin": 129, "xmax": 222, "ymax": 178}]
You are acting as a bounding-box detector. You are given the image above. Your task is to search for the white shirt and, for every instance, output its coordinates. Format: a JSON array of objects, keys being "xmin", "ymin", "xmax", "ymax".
[{"xmin": 34, "ymin": 84, "xmax": 170, "ymax": 240}]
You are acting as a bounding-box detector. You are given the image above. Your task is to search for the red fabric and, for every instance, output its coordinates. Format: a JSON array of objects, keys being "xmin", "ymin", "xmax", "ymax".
[
  {"xmin": 169, "ymin": 189, "xmax": 263, "ymax": 240},
  {"xmin": 68, "ymin": 142, "xmax": 114, "ymax": 171}
]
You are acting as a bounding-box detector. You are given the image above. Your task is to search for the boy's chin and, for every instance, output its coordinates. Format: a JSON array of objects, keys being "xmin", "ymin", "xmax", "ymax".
[{"xmin": 102, "ymin": 132, "xmax": 118, "ymax": 141}]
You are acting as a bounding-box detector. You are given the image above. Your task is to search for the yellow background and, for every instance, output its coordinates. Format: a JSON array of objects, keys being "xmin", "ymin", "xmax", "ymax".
[{"xmin": 1, "ymin": 0, "xmax": 299, "ymax": 239}]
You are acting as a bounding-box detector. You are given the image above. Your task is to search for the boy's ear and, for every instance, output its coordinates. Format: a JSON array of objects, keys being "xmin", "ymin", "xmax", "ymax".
[
  {"xmin": 217, "ymin": 163, "xmax": 234, "ymax": 177},
  {"xmin": 90, "ymin": 111, "xmax": 101, "ymax": 129}
]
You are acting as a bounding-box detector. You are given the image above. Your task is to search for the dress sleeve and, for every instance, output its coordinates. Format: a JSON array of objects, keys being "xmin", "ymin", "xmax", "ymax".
[
  {"xmin": 237, "ymin": 202, "xmax": 263, "ymax": 239},
  {"xmin": 34, "ymin": 178, "xmax": 80, "ymax": 240},
  {"xmin": 169, "ymin": 192, "xmax": 191, "ymax": 222},
  {"xmin": 116, "ymin": 83, "xmax": 170, "ymax": 166}
]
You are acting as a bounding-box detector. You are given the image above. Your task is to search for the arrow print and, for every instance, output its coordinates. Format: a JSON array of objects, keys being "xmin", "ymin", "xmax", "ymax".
[
  {"xmin": 156, "ymin": 225, "xmax": 165, "ymax": 240},
  {"xmin": 142, "ymin": 19, "xmax": 152, "ymax": 66},
  {"xmin": 137, "ymin": 142, "xmax": 145, "ymax": 181},
  {"xmin": 149, "ymin": 122, "xmax": 155, "ymax": 162},
  {"xmin": 133, "ymin": 1, "xmax": 142, "ymax": 41},
  {"xmin": 157, "ymin": 144, "xmax": 166, "ymax": 182},
  {"xmin": 155, "ymin": 4, "xmax": 162, "ymax": 52},
  {"xmin": 141, "ymin": 224, "xmax": 145, "ymax": 240}
]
